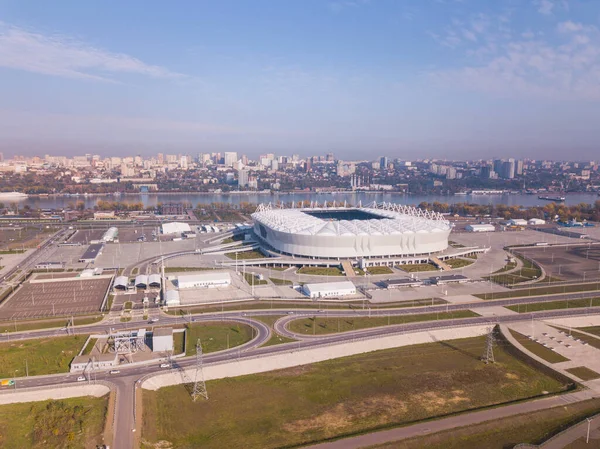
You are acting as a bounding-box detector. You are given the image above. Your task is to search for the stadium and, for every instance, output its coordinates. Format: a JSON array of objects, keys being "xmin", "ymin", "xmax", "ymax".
[{"xmin": 251, "ymin": 202, "xmax": 452, "ymax": 260}]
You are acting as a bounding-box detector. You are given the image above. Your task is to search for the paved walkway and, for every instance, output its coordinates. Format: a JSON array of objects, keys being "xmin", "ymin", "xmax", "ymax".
[{"xmin": 302, "ymin": 390, "xmax": 597, "ymax": 449}]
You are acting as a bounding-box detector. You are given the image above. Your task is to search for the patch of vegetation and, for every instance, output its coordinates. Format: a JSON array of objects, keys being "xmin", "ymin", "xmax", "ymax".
[
  {"xmin": 164, "ymin": 267, "xmax": 215, "ymax": 273},
  {"xmin": 131, "ymin": 267, "xmax": 139, "ymax": 275},
  {"xmin": 270, "ymin": 277, "xmax": 292, "ymax": 285},
  {"xmin": 399, "ymin": 263, "xmax": 438, "ymax": 273},
  {"xmin": 184, "ymin": 322, "xmax": 254, "ymax": 355},
  {"xmin": 120, "ymin": 317, "xmax": 132, "ymax": 323},
  {"xmin": 0, "ymin": 334, "xmax": 88, "ymax": 377},
  {"xmin": 288, "ymin": 310, "xmax": 480, "ymax": 335},
  {"xmin": 353, "ymin": 267, "xmax": 366, "ymax": 276},
  {"xmin": 445, "ymin": 258, "xmax": 475, "ymax": 269},
  {"xmin": 173, "ymin": 331, "xmax": 185, "ymax": 355},
  {"xmin": 486, "ymin": 256, "xmax": 542, "ymax": 286},
  {"xmin": 493, "ymin": 260, "xmax": 518, "ymax": 274},
  {"xmin": 225, "ymin": 250, "xmax": 266, "ymax": 260},
  {"xmin": 566, "ymin": 366, "xmax": 600, "ymax": 381},
  {"xmin": 366, "ymin": 266, "xmax": 394, "ymax": 275},
  {"xmin": 124, "ymin": 301, "xmax": 133, "ymax": 310},
  {"xmin": 0, "ymin": 315, "xmax": 103, "ymax": 333},
  {"xmin": 507, "ymin": 297, "xmax": 600, "ymax": 313},
  {"xmin": 81, "ymin": 338, "xmax": 98, "ymax": 356},
  {"xmin": 106, "ymin": 294, "xmax": 114, "ymax": 311},
  {"xmin": 0, "ymin": 396, "xmax": 108, "ymax": 449},
  {"xmin": 222, "ymin": 234, "xmax": 244, "ymax": 244},
  {"xmin": 509, "ymin": 329, "xmax": 570, "ymax": 364},
  {"xmin": 369, "ymin": 398, "xmax": 600, "ymax": 449},
  {"xmin": 297, "ymin": 266, "xmax": 344, "ymax": 276},
  {"xmin": 142, "ymin": 336, "xmax": 568, "ymax": 449},
  {"xmin": 244, "ymin": 273, "xmax": 268, "ymax": 285},
  {"xmin": 580, "ymin": 326, "xmax": 600, "ymax": 338},
  {"xmin": 475, "ymin": 282, "xmax": 600, "ymax": 300},
  {"xmin": 448, "ymin": 240, "xmax": 466, "ymax": 248}
]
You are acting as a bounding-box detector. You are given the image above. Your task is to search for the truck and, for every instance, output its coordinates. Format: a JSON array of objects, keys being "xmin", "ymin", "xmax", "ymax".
[{"xmin": 1, "ymin": 379, "xmax": 15, "ymax": 387}]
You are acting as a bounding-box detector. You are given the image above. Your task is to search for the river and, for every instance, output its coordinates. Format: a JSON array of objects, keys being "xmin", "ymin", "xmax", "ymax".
[{"xmin": 9, "ymin": 192, "xmax": 600, "ymax": 210}]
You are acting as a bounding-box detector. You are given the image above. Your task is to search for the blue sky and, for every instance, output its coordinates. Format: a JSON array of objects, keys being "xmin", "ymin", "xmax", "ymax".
[{"xmin": 1, "ymin": 0, "xmax": 600, "ymax": 159}]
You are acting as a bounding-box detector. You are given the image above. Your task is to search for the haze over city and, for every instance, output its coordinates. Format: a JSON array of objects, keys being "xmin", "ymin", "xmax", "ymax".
[{"xmin": 2, "ymin": 0, "xmax": 600, "ymax": 159}]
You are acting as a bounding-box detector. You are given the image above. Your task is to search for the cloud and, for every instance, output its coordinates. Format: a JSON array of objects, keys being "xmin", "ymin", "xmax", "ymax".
[
  {"xmin": 534, "ymin": 0, "xmax": 569, "ymax": 16},
  {"xmin": 0, "ymin": 22, "xmax": 185, "ymax": 82},
  {"xmin": 557, "ymin": 20, "xmax": 584, "ymax": 33},
  {"xmin": 429, "ymin": 17, "xmax": 600, "ymax": 100}
]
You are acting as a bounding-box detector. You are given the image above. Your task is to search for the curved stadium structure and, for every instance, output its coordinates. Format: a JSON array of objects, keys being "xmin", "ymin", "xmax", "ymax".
[{"xmin": 251, "ymin": 202, "xmax": 451, "ymax": 259}]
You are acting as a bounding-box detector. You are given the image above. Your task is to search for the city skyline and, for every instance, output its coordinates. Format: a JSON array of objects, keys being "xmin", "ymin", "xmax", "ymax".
[{"xmin": 1, "ymin": 1, "xmax": 600, "ymax": 158}]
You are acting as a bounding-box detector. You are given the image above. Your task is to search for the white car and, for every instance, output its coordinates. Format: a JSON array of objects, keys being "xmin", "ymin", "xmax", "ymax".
[
  {"xmin": 159, "ymin": 363, "xmax": 171, "ymax": 368},
  {"xmin": 109, "ymin": 370, "xmax": 120, "ymax": 375},
  {"xmin": 76, "ymin": 376, "xmax": 86, "ymax": 382}
]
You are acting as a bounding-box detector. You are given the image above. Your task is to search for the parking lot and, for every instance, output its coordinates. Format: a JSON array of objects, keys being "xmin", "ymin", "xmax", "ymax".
[
  {"xmin": 0, "ymin": 275, "xmax": 113, "ymax": 320},
  {"xmin": 516, "ymin": 243, "xmax": 600, "ymax": 282},
  {"xmin": 68, "ymin": 229, "xmax": 105, "ymax": 244}
]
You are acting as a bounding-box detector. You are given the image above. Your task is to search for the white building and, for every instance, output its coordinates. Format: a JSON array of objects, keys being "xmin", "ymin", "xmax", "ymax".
[
  {"xmin": 161, "ymin": 222, "xmax": 192, "ymax": 235},
  {"xmin": 102, "ymin": 227, "xmax": 119, "ymax": 242},
  {"xmin": 165, "ymin": 289, "xmax": 180, "ymax": 306},
  {"xmin": 507, "ymin": 219, "xmax": 528, "ymax": 226},
  {"xmin": 302, "ymin": 281, "xmax": 356, "ymax": 299},
  {"xmin": 177, "ymin": 272, "xmax": 231, "ymax": 289},
  {"xmin": 528, "ymin": 218, "xmax": 546, "ymax": 225},
  {"xmin": 152, "ymin": 327, "xmax": 174, "ymax": 352},
  {"xmin": 465, "ymin": 224, "xmax": 495, "ymax": 232}
]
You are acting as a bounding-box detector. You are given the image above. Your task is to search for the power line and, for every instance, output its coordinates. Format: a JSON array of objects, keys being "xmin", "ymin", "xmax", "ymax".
[
  {"xmin": 482, "ymin": 326, "xmax": 496, "ymax": 364},
  {"xmin": 191, "ymin": 338, "xmax": 208, "ymax": 402}
]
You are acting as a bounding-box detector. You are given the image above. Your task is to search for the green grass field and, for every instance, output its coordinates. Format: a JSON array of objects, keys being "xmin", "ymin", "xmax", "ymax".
[
  {"xmin": 366, "ymin": 266, "xmax": 394, "ymax": 275},
  {"xmin": 580, "ymin": 326, "xmax": 600, "ymax": 337},
  {"xmin": 493, "ymin": 260, "xmax": 518, "ymax": 274},
  {"xmin": 251, "ymin": 315, "xmax": 297, "ymax": 347},
  {"xmin": 0, "ymin": 314, "xmax": 103, "ymax": 333},
  {"xmin": 486, "ymin": 256, "xmax": 542, "ymax": 286},
  {"xmin": 287, "ymin": 310, "xmax": 480, "ymax": 335},
  {"xmin": 142, "ymin": 336, "xmax": 569, "ymax": 449},
  {"xmin": 81, "ymin": 337, "xmax": 98, "ymax": 356},
  {"xmin": 297, "ymin": 266, "xmax": 344, "ymax": 276},
  {"xmin": 475, "ymin": 282, "xmax": 600, "ymax": 300},
  {"xmin": 173, "ymin": 331, "xmax": 185, "ymax": 354},
  {"xmin": 445, "ymin": 258, "xmax": 474, "ymax": 269},
  {"xmin": 0, "ymin": 334, "xmax": 87, "ymax": 378},
  {"xmin": 399, "ymin": 263, "xmax": 438, "ymax": 273},
  {"xmin": 0, "ymin": 395, "xmax": 108, "ymax": 449},
  {"xmin": 566, "ymin": 366, "xmax": 600, "ymax": 381},
  {"xmin": 269, "ymin": 277, "xmax": 292, "ymax": 285},
  {"xmin": 370, "ymin": 398, "xmax": 600, "ymax": 449},
  {"xmin": 243, "ymin": 273, "xmax": 268, "ymax": 285},
  {"xmin": 507, "ymin": 297, "xmax": 600, "ymax": 313},
  {"xmin": 509, "ymin": 329, "xmax": 570, "ymax": 364},
  {"xmin": 225, "ymin": 250, "xmax": 266, "ymax": 260},
  {"xmin": 184, "ymin": 322, "xmax": 254, "ymax": 355}
]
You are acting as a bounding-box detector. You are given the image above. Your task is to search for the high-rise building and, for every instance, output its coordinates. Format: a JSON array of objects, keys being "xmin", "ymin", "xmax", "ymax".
[
  {"xmin": 380, "ymin": 156, "xmax": 388, "ymax": 169},
  {"xmin": 224, "ymin": 152, "xmax": 238, "ymax": 167},
  {"xmin": 326, "ymin": 152, "xmax": 334, "ymax": 162},
  {"xmin": 238, "ymin": 169, "xmax": 249, "ymax": 187},
  {"xmin": 516, "ymin": 160, "xmax": 524, "ymax": 176},
  {"xmin": 500, "ymin": 160, "xmax": 515, "ymax": 179}
]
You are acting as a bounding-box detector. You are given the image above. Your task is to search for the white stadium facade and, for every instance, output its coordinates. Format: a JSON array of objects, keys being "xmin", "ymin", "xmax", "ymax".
[{"xmin": 251, "ymin": 202, "xmax": 452, "ymax": 260}]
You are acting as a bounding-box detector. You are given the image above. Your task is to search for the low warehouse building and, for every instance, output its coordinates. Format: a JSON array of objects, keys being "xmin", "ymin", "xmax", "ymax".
[
  {"xmin": 430, "ymin": 274, "xmax": 470, "ymax": 285},
  {"xmin": 176, "ymin": 272, "xmax": 231, "ymax": 289},
  {"xmin": 161, "ymin": 222, "xmax": 192, "ymax": 235},
  {"xmin": 135, "ymin": 275, "xmax": 149, "ymax": 289},
  {"xmin": 302, "ymin": 281, "xmax": 356, "ymax": 298},
  {"xmin": 79, "ymin": 243, "xmax": 104, "ymax": 263},
  {"xmin": 383, "ymin": 278, "xmax": 424, "ymax": 289},
  {"xmin": 70, "ymin": 353, "xmax": 118, "ymax": 372},
  {"xmin": 148, "ymin": 274, "xmax": 162, "ymax": 288},
  {"xmin": 165, "ymin": 289, "xmax": 180, "ymax": 306},
  {"xmin": 113, "ymin": 276, "xmax": 129, "ymax": 290},
  {"xmin": 528, "ymin": 218, "xmax": 546, "ymax": 225},
  {"xmin": 152, "ymin": 327, "xmax": 174, "ymax": 352},
  {"xmin": 507, "ymin": 219, "xmax": 528, "ymax": 226},
  {"xmin": 102, "ymin": 227, "xmax": 119, "ymax": 242},
  {"xmin": 465, "ymin": 224, "xmax": 495, "ymax": 232}
]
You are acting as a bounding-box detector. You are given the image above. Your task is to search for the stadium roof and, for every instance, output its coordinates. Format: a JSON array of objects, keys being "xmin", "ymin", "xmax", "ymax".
[{"xmin": 252, "ymin": 202, "xmax": 450, "ymax": 236}]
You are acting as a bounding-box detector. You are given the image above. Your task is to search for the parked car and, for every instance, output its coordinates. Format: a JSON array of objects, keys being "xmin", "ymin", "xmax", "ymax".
[{"xmin": 77, "ymin": 376, "xmax": 86, "ymax": 382}]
